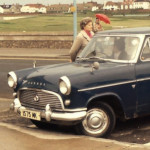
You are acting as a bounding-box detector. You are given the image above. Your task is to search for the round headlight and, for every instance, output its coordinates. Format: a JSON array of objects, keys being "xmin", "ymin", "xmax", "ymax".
[
  {"xmin": 59, "ymin": 76, "xmax": 71, "ymax": 95},
  {"xmin": 8, "ymin": 72, "xmax": 17, "ymax": 88},
  {"xmin": 60, "ymin": 81, "xmax": 68, "ymax": 94}
]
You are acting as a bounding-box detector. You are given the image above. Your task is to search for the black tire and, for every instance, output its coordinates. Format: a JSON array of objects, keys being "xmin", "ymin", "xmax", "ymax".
[
  {"xmin": 75, "ymin": 102, "xmax": 116, "ymax": 138},
  {"xmin": 30, "ymin": 120, "xmax": 52, "ymax": 129}
]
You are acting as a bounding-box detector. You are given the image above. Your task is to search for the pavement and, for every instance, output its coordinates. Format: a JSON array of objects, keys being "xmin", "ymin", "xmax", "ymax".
[
  {"xmin": 0, "ymin": 48, "xmax": 70, "ymax": 60},
  {"xmin": 0, "ymin": 48, "xmax": 150, "ymax": 149},
  {"xmin": 0, "ymin": 123, "xmax": 149, "ymax": 150}
]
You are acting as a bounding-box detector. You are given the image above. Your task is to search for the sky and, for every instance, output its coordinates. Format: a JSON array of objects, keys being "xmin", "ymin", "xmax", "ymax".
[{"xmin": 0, "ymin": 0, "xmax": 122, "ymax": 5}]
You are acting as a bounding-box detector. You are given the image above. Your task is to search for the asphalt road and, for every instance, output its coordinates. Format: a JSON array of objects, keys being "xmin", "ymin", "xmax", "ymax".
[{"xmin": 1, "ymin": 59, "xmax": 150, "ymax": 146}]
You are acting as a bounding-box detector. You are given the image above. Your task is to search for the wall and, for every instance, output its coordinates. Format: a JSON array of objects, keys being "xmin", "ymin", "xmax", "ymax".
[{"xmin": 0, "ymin": 32, "xmax": 73, "ymax": 49}]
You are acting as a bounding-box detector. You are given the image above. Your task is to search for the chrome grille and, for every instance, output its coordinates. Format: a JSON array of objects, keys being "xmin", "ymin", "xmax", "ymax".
[{"xmin": 19, "ymin": 89, "xmax": 63, "ymax": 110}]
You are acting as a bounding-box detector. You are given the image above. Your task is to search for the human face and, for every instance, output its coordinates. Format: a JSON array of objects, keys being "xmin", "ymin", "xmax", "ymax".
[
  {"xmin": 84, "ymin": 22, "xmax": 93, "ymax": 32},
  {"xmin": 96, "ymin": 18, "xmax": 99, "ymax": 23}
]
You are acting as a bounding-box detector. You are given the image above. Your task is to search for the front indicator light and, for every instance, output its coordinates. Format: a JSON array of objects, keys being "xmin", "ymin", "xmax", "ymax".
[{"xmin": 64, "ymin": 100, "xmax": 71, "ymax": 106}]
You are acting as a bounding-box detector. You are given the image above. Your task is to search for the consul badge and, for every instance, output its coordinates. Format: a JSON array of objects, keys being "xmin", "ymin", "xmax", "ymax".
[{"xmin": 33, "ymin": 95, "xmax": 40, "ymax": 102}]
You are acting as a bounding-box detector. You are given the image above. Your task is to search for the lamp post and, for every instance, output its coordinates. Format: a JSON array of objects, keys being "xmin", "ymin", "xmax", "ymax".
[{"xmin": 73, "ymin": 0, "xmax": 77, "ymax": 40}]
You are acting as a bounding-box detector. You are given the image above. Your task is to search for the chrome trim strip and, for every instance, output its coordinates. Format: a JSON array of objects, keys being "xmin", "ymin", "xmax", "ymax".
[
  {"xmin": 18, "ymin": 88, "xmax": 65, "ymax": 110},
  {"xmin": 63, "ymin": 108, "xmax": 87, "ymax": 112},
  {"xmin": 78, "ymin": 76, "xmax": 150, "ymax": 92},
  {"xmin": 78, "ymin": 80, "xmax": 136, "ymax": 92},
  {"xmin": 137, "ymin": 77, "xmax": 150, "ymax": 82}
]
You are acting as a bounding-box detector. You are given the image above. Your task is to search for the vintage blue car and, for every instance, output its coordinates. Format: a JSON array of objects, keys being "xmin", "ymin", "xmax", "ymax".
[{"xmin": 8, "ymin": 27, "xmax": 150, "ymax": 137}]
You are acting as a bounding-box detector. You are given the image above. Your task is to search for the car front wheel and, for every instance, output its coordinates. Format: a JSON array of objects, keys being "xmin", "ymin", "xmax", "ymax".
[{"xmin": 75, "ymin": 102, "xmax": 116, "ymax": 137}]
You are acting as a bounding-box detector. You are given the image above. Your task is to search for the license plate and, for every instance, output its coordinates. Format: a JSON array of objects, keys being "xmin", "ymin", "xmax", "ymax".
[{"xmin": 20, "ymin": 109, "xmax": 41, "ymax": 121}]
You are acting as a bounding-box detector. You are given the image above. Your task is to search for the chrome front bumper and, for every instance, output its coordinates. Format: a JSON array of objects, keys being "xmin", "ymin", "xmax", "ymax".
[{"xmin": 10, "ymin": 98, "xmax": 87, "ymax": 122}]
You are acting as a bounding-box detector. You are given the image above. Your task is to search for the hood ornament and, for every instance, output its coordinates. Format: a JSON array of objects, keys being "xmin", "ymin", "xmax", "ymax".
[
  {"xmin": 33, "ymin": 95, "xmax": 40, "ymax": 102},
  {"xmin": 33, "ymin": 60, "xmax": 36, "ymax": 68}
]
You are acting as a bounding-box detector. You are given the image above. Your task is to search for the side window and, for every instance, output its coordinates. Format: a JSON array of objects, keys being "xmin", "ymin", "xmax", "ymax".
[{"xmin": 141, "ymin": 38, "xmax": 150, "ymax": 61}]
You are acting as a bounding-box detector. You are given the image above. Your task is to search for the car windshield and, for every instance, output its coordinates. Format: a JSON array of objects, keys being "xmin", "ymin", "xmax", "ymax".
[{"xmin": 78, "ymin": 36, "xmax": 140, "ymax": 62}]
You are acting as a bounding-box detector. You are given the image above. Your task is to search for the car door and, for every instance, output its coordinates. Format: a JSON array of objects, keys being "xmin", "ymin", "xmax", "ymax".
[{"xmin": 135, "ymin": 36, "xmax": 150, "ymax": 115}]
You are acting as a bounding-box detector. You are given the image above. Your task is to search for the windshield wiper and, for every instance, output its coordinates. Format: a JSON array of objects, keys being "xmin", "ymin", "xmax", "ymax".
[
  {"xmin": 89, "ymin": 56, "xmax": 105, "ymax": 60},
  {"xmin": 76, "ymin": 56, "xmax": 107, "ymax": 62},
  {"xmin": 76, "ymin": 57, "xmax": 88, "ymax": 61}
]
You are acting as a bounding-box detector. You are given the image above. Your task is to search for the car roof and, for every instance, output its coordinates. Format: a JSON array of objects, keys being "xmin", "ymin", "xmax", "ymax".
[{"xmin": 96, "ymin": 27, "xmax": 150, "ymax": 35}]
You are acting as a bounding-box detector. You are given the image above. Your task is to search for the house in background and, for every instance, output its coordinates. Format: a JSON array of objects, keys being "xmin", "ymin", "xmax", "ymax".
[
  {"xmin": 10, "ymin": 4, "xmax": 22, "ymax": 13},
  {"xmin": 121, "ymin": 0, "xmax": 134, "ymax": 10},
  {"xmin": 0, "ymin": 5, "xmax": 12, "ymax": 13},
  {"xmin": 21, "ymin": 5, "xmax": 32, "ymax": 13},
  {"xmin": 103, "ymin": 1, "xmax": 121, "ymax": 10},
  {"xmin": 0, "ymin": 1, "xmax": 149, "ymax": 14},
  {"xmin": 47, "ymin": 4, "xmax": 70, "ymax": 13},
  {"xmin": 121, "ymin": 0, "xmax": 150, "ymax": 10},
  {"xmin": 133, "ymin": 0, "xmax": 150, "ymax": 9},
  {"xmin": 103, "ymin": 0, "xmax": 150, "ymax": 10},
  {"xmin": 38, "ymin": 6, "xmax": 47, "ymax": 13},
  {"xmin": 77, "ymin": 2, "xmax": 100, "ymax": 12},
  {"xmin": 0, "ymin": 4, "xmax": 22, "ymax": 14},
  {"xmin": 47, "ymin": 2, "xmax": 101, "ymax": 14},
  {"xmin": 21, "ymin": 4, "xmax": 46, "ymax": 13},
  {"xmin": 0, "ymin": 6, "xmax": 4, "ymax": 13}
]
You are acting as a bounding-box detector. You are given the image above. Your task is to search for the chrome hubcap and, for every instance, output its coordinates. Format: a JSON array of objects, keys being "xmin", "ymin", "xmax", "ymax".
[
  {"xmin": 83, "ymin": 108, "xmax": 109, "ymax": 135},
  {"xmin": 87, "ymin": 113, "xmax": 104, "ymax": 129}
]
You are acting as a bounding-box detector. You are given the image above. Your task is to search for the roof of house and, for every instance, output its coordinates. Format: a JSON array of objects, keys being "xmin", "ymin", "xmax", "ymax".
[
  {"xmin": 105, "ymin": 1, "xmax": 121, "ymax": 6},
  {"xmin": 25, "ymin": 4, "xmax": 45, "ymax": 8},
  {"xmin": 0, "ymin": 5, "xmax": 12, "ymax": 9},
  {"xmin": 48, "ymin": 4, "xmax": 70, "ymax": 7}
]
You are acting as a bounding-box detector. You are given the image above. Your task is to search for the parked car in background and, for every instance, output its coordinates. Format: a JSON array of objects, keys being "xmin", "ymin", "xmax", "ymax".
[{"xmin": 8, "ymin": 27, "xmax": 150, "ymax": 137}]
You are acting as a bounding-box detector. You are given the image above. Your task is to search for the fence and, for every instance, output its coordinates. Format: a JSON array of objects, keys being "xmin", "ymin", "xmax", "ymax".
[{"xmin": 0, "ymin": 32, "xmax": 73, "ymax": 49}]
